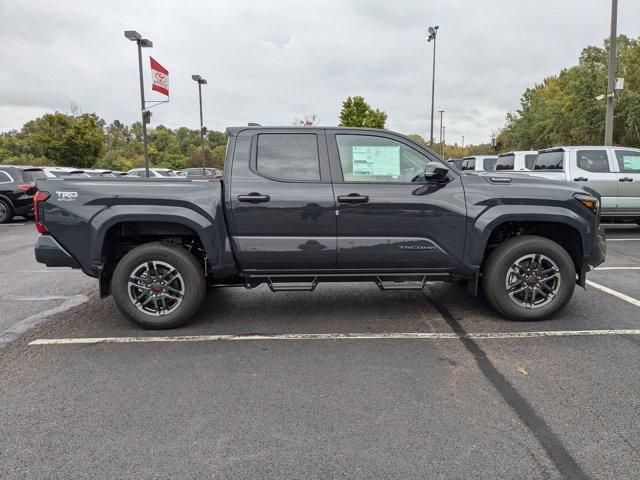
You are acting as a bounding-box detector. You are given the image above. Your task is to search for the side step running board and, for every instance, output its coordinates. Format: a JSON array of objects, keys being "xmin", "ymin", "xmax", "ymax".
[
  {"xmin": 375, "ymin": 275, "xmax": 427, "ymax": 291},
  {"xmin": 266, "ymin": 276, "xmax": 319, "ymax": 292}
]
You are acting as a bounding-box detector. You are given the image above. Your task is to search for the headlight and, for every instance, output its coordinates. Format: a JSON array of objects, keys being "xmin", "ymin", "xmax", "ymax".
[{"xmin": 574, "ymin": 193, "xmax": 600, "ymax": 216}]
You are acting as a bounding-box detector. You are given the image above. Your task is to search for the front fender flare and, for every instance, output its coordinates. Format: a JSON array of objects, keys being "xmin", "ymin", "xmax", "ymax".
[{"xmin": 466, "ymin": 205, "xmax": 591, "ymax": 267}]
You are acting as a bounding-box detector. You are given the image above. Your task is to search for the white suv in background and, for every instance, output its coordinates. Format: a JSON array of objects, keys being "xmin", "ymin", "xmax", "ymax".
[
  {"xmin": 495, "ymin": 151, "xmax": 538, "ymax": 171},
  {"xmin": 459, "ymin": 155, "xmax": 498, "ymax": 172},
  {"xmin": 531, "ymin": 146, "xmax": 640, "ymax": 223}
]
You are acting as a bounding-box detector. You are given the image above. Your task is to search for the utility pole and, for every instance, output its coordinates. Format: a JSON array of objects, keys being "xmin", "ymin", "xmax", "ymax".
[
  {"xmin": 192, "ymin": 75, "xmax": 208, "ymax": 176},
  {"xmin": 124, "ymin": 31, "xmax": 153, "ymax": 178},
  {"xmin": 461, "ymin": 135, "xmax": 465, "ymax": 158},
  {"xmin": 442, "ymin": 126, "xmax": 446, "ymax": 157},
  {"xmin": 427, "ymin": 26, "xmax": 439, "ymax": 146},
  {"xmin": 438, "ymin": 109, "xmax": 444, "ymax": 147},
  {"xmin": 604, "ymin": 0, "xmax": 618, "ymax": 146}
]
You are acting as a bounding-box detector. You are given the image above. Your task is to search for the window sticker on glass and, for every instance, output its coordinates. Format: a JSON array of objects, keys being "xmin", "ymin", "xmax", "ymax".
[{"xmin": 352, "ymin": 146, "xmax": 400, "ymax": 177}]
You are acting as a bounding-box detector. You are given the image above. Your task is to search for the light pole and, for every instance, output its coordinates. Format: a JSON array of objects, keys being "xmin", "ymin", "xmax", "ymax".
[
  {"xmin": 427, "ymin": 25, "xmax": 439, "ymax": 147},
  {"xmin": 604, "ymin": 0, "xmax": 618, "ymax": 146},
  {"xmin": 438, "ymin": 109, "xmax": 444, "ymax": 145},
  {"xmin": 192, "ymin": 75, "xmax": 208, "ymax": 176},
  {"xmin": 124, "ymin": 30, "xmax": 153, "ymax": 178},
  {"xmin": 442, "ymin": 126, "xmax": 446, "ymax": 158},
  {"xmin": 461, "ymin": 135, "xmax": 465, "ymax": 158}
]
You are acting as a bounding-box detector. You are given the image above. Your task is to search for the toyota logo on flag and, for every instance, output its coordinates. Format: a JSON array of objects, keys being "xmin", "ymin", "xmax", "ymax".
[{"xmin": 150, "ymin": 57, "xmax": 169, "ymax": 97}]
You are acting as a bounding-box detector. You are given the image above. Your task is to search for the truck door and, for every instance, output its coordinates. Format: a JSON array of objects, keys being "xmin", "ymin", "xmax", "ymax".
[
  {"xmin": 229, "ymin": 129, "xmax": 337, "ymax": 271},
  {"xmin": 571, "ymin": 149, "xmax": 619, "ymax": 215},
  {"xmin": 613, "ymin": 149, "xmax": 640, "ymax": 215},
  {"xmin": 327, "ymin": 131, "xmax": 467, "ymax": 270}
]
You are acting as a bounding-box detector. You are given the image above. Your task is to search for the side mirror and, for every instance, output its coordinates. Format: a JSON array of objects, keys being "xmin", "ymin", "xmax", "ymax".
[{"xmin": 423, "ymin": 162, "xmax": 449, "ymax": 182}]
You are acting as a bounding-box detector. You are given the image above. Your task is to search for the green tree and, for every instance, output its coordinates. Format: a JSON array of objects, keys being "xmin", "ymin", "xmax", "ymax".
[{"xmin": 339, "ymin": 96, "xmax": 387, "ymax": 129}]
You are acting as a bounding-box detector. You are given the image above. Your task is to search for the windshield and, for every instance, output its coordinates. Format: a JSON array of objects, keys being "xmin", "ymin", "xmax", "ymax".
[
  {"xmin": 495, "ymin": 154, "xmax": 515, "ymax": 170},
  {"xmin": 535, "ymin": 151, "xmax": 564, "ymax": 170},
  {"xmin": 157, "ymin": 170, "xmax": 177, "ymax": 177}
]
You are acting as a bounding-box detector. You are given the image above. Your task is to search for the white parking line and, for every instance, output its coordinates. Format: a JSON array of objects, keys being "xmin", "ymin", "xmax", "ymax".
[
  {"xmin": 29, "ymin": 329, "xmax": 640, "ymax": 346},
  {"xmin": 595, "ymin": 267, "xmax": 640, "ymax": 270},
  {"xmin": 607, "ymin": 238, "xmax": 640, "ymax": 242},
  {"xmin": 587, "ymin": 280, "xmax": 640, "ymax": 308}
]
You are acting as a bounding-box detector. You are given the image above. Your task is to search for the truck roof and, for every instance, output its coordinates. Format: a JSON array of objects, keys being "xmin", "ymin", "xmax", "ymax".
[{"xmin": 225, "ymin": 126, "xmax": 390, "ymax": 137}]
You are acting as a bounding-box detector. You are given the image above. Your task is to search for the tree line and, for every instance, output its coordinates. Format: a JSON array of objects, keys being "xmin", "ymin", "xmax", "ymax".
[
  {"xmin": 497, "ymin": 35, "xmax": 640, "ymax": 150},
  {"xmin": 0, "ymin": 113, "xmax": 227, "ymax": 172}
]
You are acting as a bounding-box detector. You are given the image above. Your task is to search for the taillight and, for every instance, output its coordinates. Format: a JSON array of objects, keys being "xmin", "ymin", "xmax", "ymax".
[
  {"xmin": 34, "ymin": 191, "xmax": 50, "ymax": 234},
  {"xmin": 17, "ymin": 184, "xmax": 37, "ymax": 195}
]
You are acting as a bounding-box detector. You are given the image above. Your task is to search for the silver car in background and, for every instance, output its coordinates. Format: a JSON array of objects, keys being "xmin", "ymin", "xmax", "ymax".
[{"xmin": 532, "ymin": 146, "xmax": 640, "ymax": 224}]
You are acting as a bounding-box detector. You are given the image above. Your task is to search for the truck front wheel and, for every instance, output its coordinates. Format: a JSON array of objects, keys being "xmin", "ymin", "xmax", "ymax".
[
  {"xmin": 111, "ymin": 242, "xmax": 206, "ymax": 329},
  {"xmin": 481, "ymin": 235, "xmax": 576, "ymax": 321}
]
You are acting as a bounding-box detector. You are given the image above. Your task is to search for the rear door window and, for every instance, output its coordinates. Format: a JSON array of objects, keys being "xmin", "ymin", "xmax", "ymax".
[
  {"xmin": 483, "ymin": 157, "xmax": 497, "ymax": 171},
  {"xmin": 525, "ymin": 154, "xmax": 538, "ymax": 170},
  {"xmin": 576, "ymin": 150, "xmax": 610, "ymax": 172},
  {"xmin": 535, "ymin": 151, "xmax": 564, "ymax": 170},
  {"xmin": 0, "ymin": 171, "xmax": 12, "ymax": 183},
  {"xmin": 615, "ymin": 150, "xmax": 640, "ymax": 172},
  {"xmin": 257, "ymin": 133, "xmax": 320, "ymax": 182},
  {"xmin": 495, "ymin": 154, "xmax": 515, "ymax": 170},
  {"xmin": 461, "ymin": 159, "xmax": 475, "ymax": 171}
]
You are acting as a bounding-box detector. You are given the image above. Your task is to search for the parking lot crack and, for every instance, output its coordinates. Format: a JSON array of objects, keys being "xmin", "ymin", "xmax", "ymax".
[{"xmin": 422, "ymin": 287, "xmax": 589, "ymax": 480}]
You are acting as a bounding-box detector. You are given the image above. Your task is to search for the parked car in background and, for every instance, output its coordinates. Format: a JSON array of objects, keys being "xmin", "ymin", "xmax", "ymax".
[
  {"xmin": 0, "ymin": 166, "xmax": 46, "ymax": 223},
  {"xmin": 85, "ymin": 169, "xmax": 116, "ymax": 177},
  {"xmin": 179, "ymin": 167, "xmax": 223, "ymax": 179},
  {"xmin": 495, "ymin": 151, "xmax": 538, "ymax": 171},
  {"xmin": 43, "ymin": 167, "xmax": 88, "ymax": 178},
  {"xmin": 127, "ymin": 168, "xmax": 179, "ymax": 178},
  {"xmin": 460, "ymin": 155, "xmax": 497, "ymax": 172},
  {"xmin": 532, "ymin": 146, "xmax": 640, "ymax": 224}
]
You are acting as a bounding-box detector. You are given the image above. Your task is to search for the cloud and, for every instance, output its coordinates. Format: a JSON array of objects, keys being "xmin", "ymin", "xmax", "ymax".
[{"xmin": 1, "ymin": 0, "xmax": 638, "ymax": 144}]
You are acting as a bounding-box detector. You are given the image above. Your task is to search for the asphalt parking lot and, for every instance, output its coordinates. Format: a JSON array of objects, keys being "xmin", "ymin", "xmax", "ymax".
[{"xmin": 1, "ymin": 221, "xmax": 639, "ymax": 479}]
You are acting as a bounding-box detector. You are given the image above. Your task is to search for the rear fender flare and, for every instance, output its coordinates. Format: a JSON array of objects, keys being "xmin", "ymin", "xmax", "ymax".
[{"xmin": 90, "ymin": 206, "xmax": 220, "ymax": 268}]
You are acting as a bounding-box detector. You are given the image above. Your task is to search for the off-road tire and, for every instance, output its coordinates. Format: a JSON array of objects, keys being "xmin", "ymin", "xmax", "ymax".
[
  {"xmin": 111, "ymin": 242, "xmax": 206, "ymax": 329},
  {"xmin": 481, "ymin": 235, "xmax": 576, "ymax": 321}
]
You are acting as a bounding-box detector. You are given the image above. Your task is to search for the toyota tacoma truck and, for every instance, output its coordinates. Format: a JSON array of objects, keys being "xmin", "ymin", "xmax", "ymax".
[{"xmin": 33, "ymin": 126, "xmax": 606, "ymax": 329}]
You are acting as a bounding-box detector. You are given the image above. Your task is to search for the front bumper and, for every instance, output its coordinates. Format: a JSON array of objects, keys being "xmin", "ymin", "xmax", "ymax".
[{"xmin": 35, "ymin": 235, "xmax": 81, "ymax": 268}]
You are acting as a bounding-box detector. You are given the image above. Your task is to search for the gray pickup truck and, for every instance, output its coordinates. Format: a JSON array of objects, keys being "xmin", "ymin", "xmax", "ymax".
[
  {"xmin": 34, "ymin": 126, "xmax": 606, "ymax": 328},
  {"xmin": 532, "ymin": 146, "xmax": 640, "ymax": 224}
]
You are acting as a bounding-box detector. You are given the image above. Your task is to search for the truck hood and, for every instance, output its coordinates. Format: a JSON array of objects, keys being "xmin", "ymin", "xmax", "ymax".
[{"xmin": 464, "ymin": 171, "xmax": 598, "ymax": 199}]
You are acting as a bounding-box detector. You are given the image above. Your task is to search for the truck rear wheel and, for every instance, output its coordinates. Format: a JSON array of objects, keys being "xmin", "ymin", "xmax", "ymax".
[
  {"xmin": 481, "ymin": 235, "xmax": 575, "ymax": 321},
  {"xmin": 111, "ymin": 242, "xmax": 206, "ymax": 329}
]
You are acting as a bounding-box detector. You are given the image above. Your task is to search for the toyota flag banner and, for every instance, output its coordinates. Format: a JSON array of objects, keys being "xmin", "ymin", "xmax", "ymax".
[{"xmin": 150, "ymin": 57, "xmax": 169, "ymax": 97}]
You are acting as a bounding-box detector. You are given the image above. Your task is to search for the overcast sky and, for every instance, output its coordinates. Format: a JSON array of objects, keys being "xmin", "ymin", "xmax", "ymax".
[{"xmin": 1, "ymin": 0, "xmax": 639, "ymax": 144}]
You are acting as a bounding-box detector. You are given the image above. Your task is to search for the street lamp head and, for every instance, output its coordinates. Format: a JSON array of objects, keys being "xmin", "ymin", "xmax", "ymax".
[
  {"xmin": 124, "ymin": 30, "xmax": 141, "ymax": 41},
  {"xmin": 192, "ymin": 75, "xmax": 207, "ymax": 84},
  {"xmin": 428, "ymin": 26, "xmax": 435, "ymax": 35},
  {"xmin": 427, "ymin": 25, "xmax": 439, "ymax": 41},
  {"xmin": 140, "ymin": 39, "xmax": 153, "ymax": 48}
]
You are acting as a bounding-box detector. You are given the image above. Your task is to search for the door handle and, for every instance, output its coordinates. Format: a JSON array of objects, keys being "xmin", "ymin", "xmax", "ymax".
[
  {"xmin": 574, "ymin": 177, "xmax": 589, "ymax": 182},
  {"xmin": 238, "ymin": 193, "xmax": 270, "ymax": 203},
  {"xmin": 337, "ymin": 193, "xmax": 369, "ymax": 204},
  {"xmin": 619, "ymin": 177, "xmax": 633, "ymax": 182}
]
